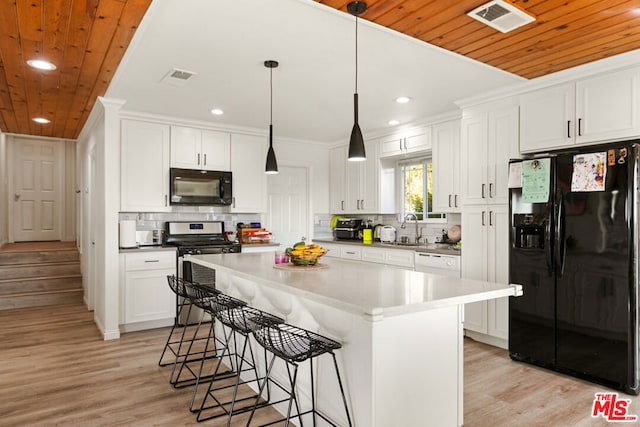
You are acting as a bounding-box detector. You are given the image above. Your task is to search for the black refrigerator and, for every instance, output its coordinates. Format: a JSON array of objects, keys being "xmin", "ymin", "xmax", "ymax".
[{"xmin": 509, "ymin": 141, "xmax": 639, "ymax": 395}]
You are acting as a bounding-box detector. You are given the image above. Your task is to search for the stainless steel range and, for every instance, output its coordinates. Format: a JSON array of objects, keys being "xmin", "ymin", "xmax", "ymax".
[
  {"xmin": 164, "ymin": 220, "xmax": 240, "ymax": 325},
  {"xmin": 164, "ymin": 221, "xmax": 241, "ymax": 256}
]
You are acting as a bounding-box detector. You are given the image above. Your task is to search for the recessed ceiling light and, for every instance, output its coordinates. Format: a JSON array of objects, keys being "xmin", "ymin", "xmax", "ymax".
[
  {"xmin": 395, "ymin": 96, "xmax": 411, "ymax": 104},
  {"xmin": 388, "ymin": 119, "xmax": 400, "ymax": 126},
  {"xmin": 211, "ymin": 108, "xmax": 224, "ymax": 115},
  {"xmin": 32, "ymin": 117, "xmax": 50, "ymax": 124},
  {"xmin": 27, "ymin": 59, "xmax": 56, "ymax": 71}
]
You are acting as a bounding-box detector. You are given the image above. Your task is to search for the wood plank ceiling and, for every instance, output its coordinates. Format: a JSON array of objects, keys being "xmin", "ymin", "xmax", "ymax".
[{"xmin": 0, "ymin": 0, "xmax": 639, "ymax": 140}]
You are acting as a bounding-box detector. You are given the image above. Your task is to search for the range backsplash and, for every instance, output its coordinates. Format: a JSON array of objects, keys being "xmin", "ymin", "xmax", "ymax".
[{"xmin": 118, "ymin": 211, "xmax": 262, "ymax": 239}]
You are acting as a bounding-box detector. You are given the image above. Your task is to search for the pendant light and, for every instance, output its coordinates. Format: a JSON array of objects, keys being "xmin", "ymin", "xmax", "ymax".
[
  {"xmin": 347, "ymin": 1, "xmax": 367, "ymax": 162},
  {"xmin": 265, "ymin": 60, "xmax": 279, "ymax": 174}
]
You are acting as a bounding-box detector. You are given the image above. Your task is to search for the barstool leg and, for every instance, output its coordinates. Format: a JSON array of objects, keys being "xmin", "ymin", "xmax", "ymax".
[
  {"xmin": 189, "ymin": 320, "xmax": 226, "ymax": 411},
  {"xmin": 331, "ymin": 353, "xmax": 353, "ymax": 427},
  {"xmin": 284, "ymin": 364, "xmax": 299, "ymax": 427},
  {"xmin": 171, "ymin": 305, "xmax": 204, "ymax": 386},
  {"xmin": 246, "ymin": 353, "xmax": 277, "ymax": 426}
]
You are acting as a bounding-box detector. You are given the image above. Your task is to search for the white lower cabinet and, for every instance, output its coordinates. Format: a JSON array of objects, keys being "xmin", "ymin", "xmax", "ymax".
[
  {"xmin": 317, "ymin": 242, "xmax": 415, "ymax": 269},
  {"xmin": 461, "ymin": 204, "xmax": 509, "ymax": 348},
  {"xmin": 121, "ymin": 250, "xmax": 176, "ymax": 328}
]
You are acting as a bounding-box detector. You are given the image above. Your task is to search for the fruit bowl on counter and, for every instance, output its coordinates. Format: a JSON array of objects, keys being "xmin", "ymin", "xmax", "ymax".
[{"xmin": 286, "ymin": 243, "xmax": 327, "ymax": 266}]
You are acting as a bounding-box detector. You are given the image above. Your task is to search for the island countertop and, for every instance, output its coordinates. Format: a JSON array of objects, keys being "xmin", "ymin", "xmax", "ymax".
[{"xmin": 188, "ymin": 252, "xmax": 521, "ymax": 321}]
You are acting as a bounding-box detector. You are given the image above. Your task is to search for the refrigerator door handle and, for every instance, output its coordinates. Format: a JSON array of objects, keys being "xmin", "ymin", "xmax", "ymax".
[
  {"xmin": 545, "ymin": 217, "xmax": 553, "ymax": 275},
  {"xmin": 556, "ymin": 192, "xmax": 567, "ymax": 276}
]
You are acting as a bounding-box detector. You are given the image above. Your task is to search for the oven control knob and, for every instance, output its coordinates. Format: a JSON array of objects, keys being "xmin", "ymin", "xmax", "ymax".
[{"xmin": 222, "ymin": 247, "xmax": 229, "ymax": 253}]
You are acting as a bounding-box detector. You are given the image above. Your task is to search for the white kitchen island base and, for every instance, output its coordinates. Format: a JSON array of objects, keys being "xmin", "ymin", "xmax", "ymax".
[{"xmin": 187, "ymin": 253, "xmax": 521, "ymax": 427}]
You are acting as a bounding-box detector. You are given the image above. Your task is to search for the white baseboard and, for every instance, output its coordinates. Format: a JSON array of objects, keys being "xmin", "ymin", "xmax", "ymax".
[
  {"xmin": 464, "ymin": 330, "xmax": 508, "ymax": 350},
  {"xmin": 120, "ymin": 317, "xmax": 174, "ymax": 333}
]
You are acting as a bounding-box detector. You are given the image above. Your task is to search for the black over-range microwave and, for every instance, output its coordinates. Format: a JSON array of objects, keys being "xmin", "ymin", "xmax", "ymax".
[{"xmin": 169, "ymin": 168, "xmax": 232, "ymax": 206}]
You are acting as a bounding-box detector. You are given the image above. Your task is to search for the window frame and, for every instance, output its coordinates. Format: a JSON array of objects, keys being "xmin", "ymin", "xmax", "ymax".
[{"xmin": 397, "ymin": 156, "xmax": 446, "ymax": 224}]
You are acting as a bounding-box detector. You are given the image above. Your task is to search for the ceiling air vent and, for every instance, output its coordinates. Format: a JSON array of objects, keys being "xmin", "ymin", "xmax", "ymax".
[
  {"xmin": 467, "ymin": 0, "xmax": 535, "ymax": 33},
  {"xmin": 160, "ymin": 68, "xmax": 197, "ymax": 87}
]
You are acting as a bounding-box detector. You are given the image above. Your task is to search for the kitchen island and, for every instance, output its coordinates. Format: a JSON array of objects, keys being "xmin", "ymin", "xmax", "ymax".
[{"xmin": 187, "ymin": 252, "xmax": 522, "ymax": 427}]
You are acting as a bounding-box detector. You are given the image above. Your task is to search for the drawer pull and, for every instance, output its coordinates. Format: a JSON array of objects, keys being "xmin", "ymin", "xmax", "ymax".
[{"xmin": 144, "ymin": 260, "xmax": 160, "ymax": 263}]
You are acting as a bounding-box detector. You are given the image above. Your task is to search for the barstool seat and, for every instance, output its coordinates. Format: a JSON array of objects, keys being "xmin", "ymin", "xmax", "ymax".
[{"xmin": 247, "ymin": 323, "xmax": 352, "ymax": 427}]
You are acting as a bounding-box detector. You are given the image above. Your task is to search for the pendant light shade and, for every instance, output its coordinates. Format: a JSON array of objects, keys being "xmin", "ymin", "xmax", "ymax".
[
  {"xmin": 347, "ymin": 1, "xmax": 367, "ymax": 162},
  {"xmin": 265, "ymin": 60, "xmax": 279, "ymax": 174}
]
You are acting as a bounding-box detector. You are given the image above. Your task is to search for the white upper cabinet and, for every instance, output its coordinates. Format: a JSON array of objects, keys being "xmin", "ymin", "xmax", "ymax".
[
  {"xmin": 329, "ymin": 145, "xmax": 347, "ymax": 213},
  {"xmin": 330, "ymin": 140, "xmax": 380, "ymax": 214},
  {"xmin": 460, "ymin": 103, "xmax": 517, "ymax": 206},
  {"xmin": 519, "ymin": 83, "xmax": 574, "ymax": 153},
  {"xmin": 120, "ymin": 119, "xmax": 171, "ymax": 212},
  {"xmin": 230, "ymin": 133, "xmax": 267, "ymax": 213},
  {"xmin": 520, "ymin": 67, "xmax": 640, "ymax": 153},
  {"xmin": 379, "ymin": 127, "xmax": 431, "ymax": 158},
  {"xmin": 170, "ymin": 125, "xmax": 231, "ymax": 171},
  {"xmin": 432, "ymin": 119, "xmax": 461, "ymax": 213},
  {"xmin": 576, "ymin": 67, "xmax": 640, "ymax": 143}
]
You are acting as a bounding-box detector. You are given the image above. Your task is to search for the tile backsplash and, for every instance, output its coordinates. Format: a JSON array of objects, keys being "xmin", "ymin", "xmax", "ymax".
[
  {"xmin": 313, "ymin": 213, "xmax": 462, "ymax": 244},
  {"xmin": 118, "ymin": 211, "xmax": 262, "ymax": 240}
]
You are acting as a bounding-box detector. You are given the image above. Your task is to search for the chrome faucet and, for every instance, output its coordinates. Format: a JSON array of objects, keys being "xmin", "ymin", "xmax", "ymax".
[{"xmin": 401, "ymin": 213, "xmax": 422, "ymax": 244}]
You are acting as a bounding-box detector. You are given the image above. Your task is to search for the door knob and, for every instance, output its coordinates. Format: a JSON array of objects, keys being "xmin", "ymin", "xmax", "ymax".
[{"xmin": 14, "ymin": 193, "xmax": 20, "ymax": 201}]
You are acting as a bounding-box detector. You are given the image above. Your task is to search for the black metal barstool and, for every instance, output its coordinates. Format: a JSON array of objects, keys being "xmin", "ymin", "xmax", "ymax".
[
  {"xmin": 160, "ymin": 275, "xmax": 216, "ymax": 387},
  {"xmin": 196, "ymin": 304, "xmax": 285, "ymax": 424},
  {"xmin": 247, "ymin": 323, "xmax": 352, "ymax": 427},
  {"xmin": 180, "ymin": 281, "xmax": 248, "ymax": 407}
]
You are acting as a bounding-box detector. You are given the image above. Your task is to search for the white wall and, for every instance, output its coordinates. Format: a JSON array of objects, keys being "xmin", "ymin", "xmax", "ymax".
[
  {"xmin": 273, "ymin": 138, "xmax": 330, "ymax": 215},
  {"xmin": 0, "ymin": 131, "xmax": 6, "ymax": 245},
  {"xmin": 76, "ymin": 97, "xmax": 125, "ymax": 340}
]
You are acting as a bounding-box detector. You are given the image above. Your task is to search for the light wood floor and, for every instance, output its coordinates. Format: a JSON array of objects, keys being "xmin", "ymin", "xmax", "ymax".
[
  {"xmin": 0, "ymin": 241, "xmax": 77, "ymax": 252},
  {"xmin": 0, "ymin": 302, "xmax": 636, "ymax": 426}
]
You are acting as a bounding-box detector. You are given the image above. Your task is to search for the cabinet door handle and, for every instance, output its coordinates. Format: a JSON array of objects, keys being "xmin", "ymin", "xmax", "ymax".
[
  {"xmin": 482, "ymin": 211, "xmax": 486, "ymax": 226},
  {"xmin": 357, "ymin": 199, "xmax": 360, "ymax": 209},
  {"xmin": 144, "ymin": 259, "xmax": 160, "ymax": 263},
  {"xmin": 454, "ymin": 195, "xmax": 459, "ymax": 208},
  {"xmin": 578, "ymin": 118, "xmax": 582, "ymax": 136},
  {"xmin": 341, "ymin": 200, "xmax": 344, "ymax": 211},
  {"xmin": 165, "ymin": 195, "xmax": 168, "ymax": 206},
  {"xmin": 197, "ymin": 153, "xmax": 201, "ymax": 165},
  {"xmin": 567, "ymin": 120, "xmax": 571, "ymax": 138},
  {"xmin": 489, "ymin": 210, "xmax": 494, "ymax": 226},
  {"xmin": 232, "ymin": 196, "xmax": 236, "ymax": 208},
  {"xmin": 481, "ymin": 184, "xmax": 486, "ymax": 199},
  {"xmin": 448, "ymin": 194, "xmax": 452, "ymax": 207},
  {"xmin": 404, "ymin": 138, "xmax": 407, "ymax": 150},
  {"xmin": 345, "ymin": 251, "xmax": 356, "ymax": 255},
  {"xmin": 489, "ymin": 183, "xmax": 494, "ymax": 198},
  {"xmin": 203, "ymin": 153, "xmax": 207, "ymax": 166}
]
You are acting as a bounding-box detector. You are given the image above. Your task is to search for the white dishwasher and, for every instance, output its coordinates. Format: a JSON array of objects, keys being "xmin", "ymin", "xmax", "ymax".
[{"xmin": 414, "ymin": 252, "xmax": 461, "ymax": 277}]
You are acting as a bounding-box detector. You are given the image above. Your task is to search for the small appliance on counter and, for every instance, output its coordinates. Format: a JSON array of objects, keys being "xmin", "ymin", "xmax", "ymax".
[
  {"xmin": 136, "ymin": 229, "xmax": 163, "ymax": 246},
  {"xmin": 334, "ymin": 218, "xmax": 363, "ymax": 240},
  {"xmin": 378, "ymin": 225, "xmax": 396, "ymax": 243},
  {"xmin": 119, "ymin": 220, "xmax": 137, "ymax": 248}
]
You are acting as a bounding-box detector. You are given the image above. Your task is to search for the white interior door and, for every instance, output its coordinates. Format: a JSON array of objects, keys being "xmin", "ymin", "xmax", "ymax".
[
  {"xmin": 267, "ymin": 166, "xmax": 309, "ymax": 248},
  {"xmin": 11, "ymin": 138, "xmax": 63, "ymax": 241}
]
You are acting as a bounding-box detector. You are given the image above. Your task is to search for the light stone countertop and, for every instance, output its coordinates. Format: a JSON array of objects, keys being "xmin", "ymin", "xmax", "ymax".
[
  {"xmin": 188, "ymin": 252, "xmax": 521, "ymax": 321},
  {"xmin": 118, "ymin": 245, "xmax": 177, "ymax": 254}
]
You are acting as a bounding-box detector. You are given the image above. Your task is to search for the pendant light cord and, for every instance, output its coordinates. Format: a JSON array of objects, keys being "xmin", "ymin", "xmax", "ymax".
[
  {"xmin": 355, "ymin": 11, "xmax": 358, "ymax": 93},
  {"xmin": 270, "ymin": 66, "xmax": 273, "ymax": 127}
]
